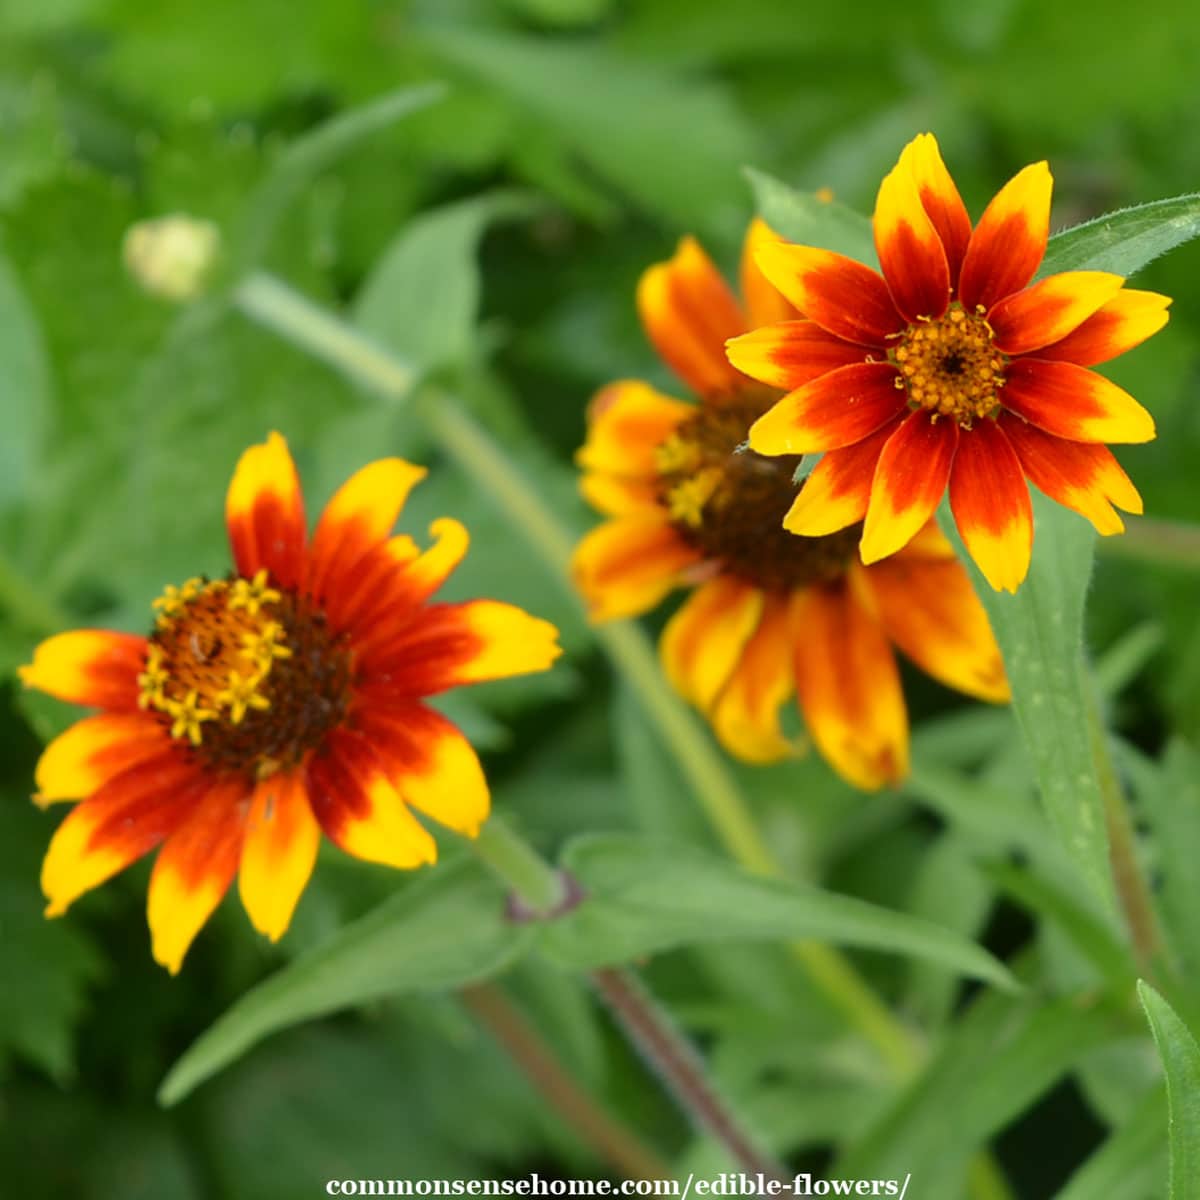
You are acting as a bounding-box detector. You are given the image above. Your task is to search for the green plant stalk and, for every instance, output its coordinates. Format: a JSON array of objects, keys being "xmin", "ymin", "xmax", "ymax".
[
  {"xmin": 471, "ymin": 817, "xmax": 569, "ymax": 915},
  {"xmin": 1097, "ymin": 515, "xmax": 1200, "ymax": 571}
]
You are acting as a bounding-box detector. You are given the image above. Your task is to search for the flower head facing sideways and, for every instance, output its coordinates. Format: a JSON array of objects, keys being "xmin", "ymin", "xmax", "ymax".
[
  {"xmin": 727, "ymin": 133, "xmax": 1170, "ymax": 591},
  {"xmin": 573, "ymin": 221, "xmax": 1008, "ymax": 790},
  {"xmin": 21, "ymin": 434, "xmax": 561, "ymax": 972}
]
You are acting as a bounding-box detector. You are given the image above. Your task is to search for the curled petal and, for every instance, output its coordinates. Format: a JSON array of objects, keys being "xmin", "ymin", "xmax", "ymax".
[
  {"xmin": 790, "ymin": 580, "xmax": 908, "ymax": 791},
  {"xmin": 988, "ymin": 272, "xmax": 1126, "ymax": 356},
  {"xmin": 20, "ymin": 631, "xmax": 147, "ymax": 711},
  {"xmin": 860, "ymin": 411, "xmax": 959, "ymax": 564},
  {"xmin": 739, "ymin": 217, "xmax": 798, "ymax": 329},
  {"xmin": 1037, "ymin": 289, "xmax": 1172, "ymax": 367},
  {"xmin": 752, "ymin": 243, "xmax": 904, "ymax": 347},
  {"xmin": 34, "ymin": 712, "xmax": 166, "ymax": 807},
  {"xmin": 577, "ymin": 381, "xmax": 693, "ymax": 478},
  {"xmin": 660, "ymin": 577, "xmax": 764, "ymax": 711},
  {"xmin": 725, "ymin": 321, "xmax": 872, "ymax": 391},
  {"xmin": 1002, "ymin": 359, "xmax": 1155, "ymax": 444},
  {"xmin": 905, "ymin": 133, "xmax": 972, "ymax": 283},
  {"xmin": 958, "ymin": 161, "xmax": 1053, "ymax": 312},
  {"xmin": 748, "ymin": 362, "xmax": 907, "ymax": 456},
  {"xmin": 225, "ymin": 431, "xmax": 308, "ymax": 590},
  {"xmin": 637, "ymin": 236, "xmax": 747, "ymax": 398}
]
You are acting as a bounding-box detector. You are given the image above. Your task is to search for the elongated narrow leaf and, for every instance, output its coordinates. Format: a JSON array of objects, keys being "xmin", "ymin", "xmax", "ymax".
[
  {"xmin": 159, "ymin": 862, "xmax": 531, "ymax": 1105},
  {"xmin": 746, "ymin": 167, "xmax": 878, "ymax": 266},
  {"xmin": 1139, "ymin": 982, "xmax": 1200, "ymax": 1198},
  {"xmin": 1042, "ymin": 193, "xmax": 1200, "ymax": 277},
  {"xmin": 539, "ymin": 834, "xmax": 1014, "ymax": 988},
  {"xmin": 1054, "ymin": 1086, "xmax": 1167, "ymax": 1200}
]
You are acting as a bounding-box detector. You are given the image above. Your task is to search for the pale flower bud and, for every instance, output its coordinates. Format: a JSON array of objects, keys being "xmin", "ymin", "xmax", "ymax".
[{"xmin": 122, "ymin": 214, "xmax": 220, "ymax": 301}]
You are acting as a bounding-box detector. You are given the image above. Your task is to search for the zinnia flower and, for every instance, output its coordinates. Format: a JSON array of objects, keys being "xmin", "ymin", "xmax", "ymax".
[
  {"xmin": 727, "ymin": 133, "xmax": 1170, "ymax": 592},
  {"xmin": 572, "ymin": 222, "xmax": 1008, "ymax": 790},
  {"xmin": 20, "ymin": 434, "xmax": 561, "ymax": 972}
]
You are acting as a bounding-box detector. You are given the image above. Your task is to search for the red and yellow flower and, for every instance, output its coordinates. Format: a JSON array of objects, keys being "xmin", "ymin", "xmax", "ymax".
[
  {"xmin": 572, "ymin": 223, "xmax": 1008, "ymax": 790},
  {"xmin": 20, "ymin": 434, "xmax": 560, "ymax": 972},
  {"xmin": 727, "ymin": 133, "xmax": 1170, "ymax": 592}
]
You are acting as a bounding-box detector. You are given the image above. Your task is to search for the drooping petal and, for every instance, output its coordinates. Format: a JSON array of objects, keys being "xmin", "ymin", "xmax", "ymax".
[
  {"xmin": 237, "ymin": 770, "xmax": 321, "ymax": 943},
  {"xmin": 1001, "ymin": 359, "xmax": 1156, "ymax": 444},
  {"xmin": 19, "ymin": 631, "xmax": 147, "ymax": 711},
  {"xmin": 906, "ymin": 133, "xmax": 972, "ymax": 283},
  {"xmin": 958, "ymin": 161, "xmax": 1053, "ymax": 313},
  {"xmin": 34, "ymin": 712, "xmax": 166, "ymax": 807},
  {"xmin": 571, "ymin": 515, "xmax": 702, "ymax": 621},
  {"xmin": 860, "ymin": 411, "xmax": 959, "ymax": 564},
  {"xmin": 874, "ymin": 149, "xmax": 951, "ymax": 322},
  {"xmin": 739, "ymin": 217, "xmax": 798, "ymax": 329},
  {"xmin": 782, "ymin": 417, "xmax": 902, "ymax": 537},
  {"xmin": 224, "ymin": 431, "xmax": 308, "ymax": 590},
  {"xmin": 725, "ymin": 321, "xmax": 872, "ymax": 391},
  {"xmin": 1001, "ymin": 413, "xmax": 1143, "ymax": 535},
  {"xmin": 147, "ymin": 777, "xmax": 250, "ymax": 974},
  {"xmin": 41, "ymin": 754, "xmax": 205, "ymax": 918},
  {"xmin": 747, "ymin": 362, "xmax": 907, "ymax": 456},
  {"xmin": 362, "ymin": 600, "xmax": 562, "ymax": 697},
  {"xmin": 354, "ymin": 704, "xmax": 489, "ymax": 836},
  {"xmin": 306, "ymin": 729, "xmax": 437, "ymax": 868},
  {"xmin": 1036, "ymin": 289, "xmax": 1172, "ymax": 367},
  {"xmin": 988, "ymin": 272, "xmax": 1126, "ymax": 355},
  {"xmin": 860, "ymin": 553, "xmax": 1009, "ymax": 702},
  {"xmin": 659, "ymin": 577, "xmax": 764, "ymax": 711},
  {"xmin": 308, "ymin": 458, "xmax": 428, "ymax": 601},
  {"xmin": 790, "ymin": 580, "xmax": 908, "ymax": 791},
  {"xmin": 752, "ymin": 243, "xmax": 905, "ymax": 347},
  {"xmin": 637, "ymin": 236, "xmax": 747, "ymax": 397},
  {"xmin": 948, "ymin": 419, "xmax": 1033, "ymax": 593},
  {"xmin": 710, "ymin": 595, "xmax": 796, "ymax": 764},
  {"xmin": 576, "ymin": 381, "xmax": 693, "ymax": 478}
]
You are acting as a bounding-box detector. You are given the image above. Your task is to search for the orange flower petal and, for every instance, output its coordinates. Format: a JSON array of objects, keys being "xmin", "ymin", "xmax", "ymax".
[
  {"xmin": 572, "ymin": 515, "xmax": 701, "ymax": 621},
  {"xmin": 988, "ymin": 272, "xmax": 1126, "ymax": 356},
  {"xmin": 948, "ymin": 419, "xmax": 1033, "ymax": 593},
  {"xmin": 637, "ymin": 236, "xmax": 747, "ymax": 398},
  {"xmin": 1037, "ymin": 289, "xmax": 1172, "ymax": 367},
  {"xmin": 906, "ymin": 133, "xmax": 972, "ymax": 283},
  {"xmin": 893, "ymin": 519, "xmax": 957, "ymax": 561},
  {"xmin": 739, "ymin": 217, "xmax": 797, "ymax": 329},
  {"xmin": 308, "ymin": 458, "xmax": 428, "ymax": 601},
  {"xmin": 580, "ymin": 472, "xmax": 661, "ymax": 516},
  {"xmin": 660, "ymin": 577, "xmax": 764, "ymax": 711},
  {"xmin": 41, "ymin": 754, "xmax": 204, "ymax": 918},
  {"xmin": 224, "ymin": 431, "xmax": 308, "ymax": 590},
  {"xmin": 1001, "ymin": 413, "xmax": 1143, "ymax": 535},
  {"xmin": 748, "ymin": 362, "xmax": 907, "ymax": 456},
  {"xmin": 576, "ymin": 380, "xmax": 694, "ymax": 477},
  {"xmin": 860, "ymin": 411, "xmax": 959, "ymax": 564},
  {"xmin": 148, "ymin": 777, "xmax": 250, "ymax": 974},
  {"xmin": 958, "ymin": 161, "xmax": 1053, "ymax": 313},
  {"xmin": 710, "ymin": 595, "xmax": 796, "ymax": 764},
  {"xmin": 34, "ymin": 712, "xmax": 166, "ymax": 807},
  {"xmin": 790, "ymin": 579, "xmax": 908, "ymax": 791},
  {"xmin": 1001, "ymin": 359, "xmax": 1156, "ymax": 444},
  {"xmin": 861, "ymin": 551, "xmax": 1009, "ymax": 702},
  {"xmin": 355, "ymin": 704, "xmax": 490, "ymax": 837},
  {"xmin": 874, "ymin": 145, "xmax": 951, "ymax": 322},
  {"xmin": 752, "ymin": 243, "xmax": 904, "ymax": 347},
  {"xmin": 19, "ymin": 631, "xmax": 147, "ymax": 711},
  {"xmin": 782, "ymin": 417, "xmax": 901, "ymax": 537},
  {"xmin": 725, "ymin": 320, "xmax": 872, "ymax": 391},
  {"xmin": 307, "ymin": 730, "xmax": 437, "ymax": 869},
  {"xmin": 237, "ymin": 770, "xmax": 321, "ymax": 943}
]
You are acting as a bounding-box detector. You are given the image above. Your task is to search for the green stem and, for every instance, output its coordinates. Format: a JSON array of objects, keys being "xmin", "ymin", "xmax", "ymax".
[
  {"xmin": 0, "ymin": 552, "xmax": 71, "ymax": 636},
  {"xmin": 471, "ymin": 817, "xmax": 568, "ymax": 916},
  {"xmin": 1097, "ymin": 515, "xmax": 1200, "ymax": 571}
]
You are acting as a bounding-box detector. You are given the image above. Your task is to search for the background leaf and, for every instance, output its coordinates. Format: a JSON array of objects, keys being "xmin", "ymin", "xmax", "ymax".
[{"xmin": 1139, "ymin": 982, "xmax": 1200, "ymax": 1198}]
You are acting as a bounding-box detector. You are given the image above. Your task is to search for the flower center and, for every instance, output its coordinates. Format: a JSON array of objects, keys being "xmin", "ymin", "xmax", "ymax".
[
  {"xmin": 656, "ymin": 399, "xmax": 860, "ymax": 593},
  {"xmin": 891, "ymin": 303, "xmax": 1007, "ymax": 426},
  {"xmin": 138, "ymin": 570, "xmax": 353, "ymax": 778}
]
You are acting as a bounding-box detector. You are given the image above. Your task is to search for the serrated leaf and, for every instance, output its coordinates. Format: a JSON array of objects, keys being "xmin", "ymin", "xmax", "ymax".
[
  {"xmin": 746, "ymin": 167, "xmax": 877, "ymax": 266},
  {"xmin": 538, "ymin": 833, "xmax": 1015, "ymax": 989},
  {"xmin": 159, "ymin": 861, "xmax": 532, "ymax": 1105},
  {"xmin": 1139, "ymin": 982, "xmax": 1200, "ymax": 1198},
  {"xmin": 1042, "ymin": 194, "xmax": 1200, "ymax": 277}
]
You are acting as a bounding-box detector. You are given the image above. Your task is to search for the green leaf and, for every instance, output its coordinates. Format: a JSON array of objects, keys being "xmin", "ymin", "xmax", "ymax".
[
  {"xmin": 538, "ymin": 833, "xmax": 1015, "ymax": 989},
  {"xmin": 1054, "ymin": 1085, "xmax": 1167, "ymax": 1200},
  {"xmin": 745, "ymin": 167, "xmax": 877, "ymax": 266},
  {"xmin": 1042, "ymin": 194, "xmax": 1200, "ymax": 277},
  {"xmin": 158, "ymin": 861, "xmax": 532, "ymax": 1105},
  {"xmin": 0, "ymin": 248, "xmax": 50, "ymax": 511},
  {"xmin": 1139, "ymin": 981, "xmax": 1200, "ymax": 1198}
]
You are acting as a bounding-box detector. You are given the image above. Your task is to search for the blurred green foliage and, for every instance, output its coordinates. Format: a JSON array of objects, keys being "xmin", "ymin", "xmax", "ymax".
[{"xmin": 2, "ymin": 1, "xmax": 1200, "ymax": 1197}]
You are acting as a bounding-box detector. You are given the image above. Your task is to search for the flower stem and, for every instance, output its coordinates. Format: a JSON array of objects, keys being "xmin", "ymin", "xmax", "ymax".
[
  {"xmin": 471, "ymin": 817, "xmax": 569, "ymax": 916},
  {"xmin": 1097, "ymin": 515, "xmax": 1200, "ymax": 571},
  {"xmin": 461, "ymin": 981, "xmax": 673, "ymax": 1181}
]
